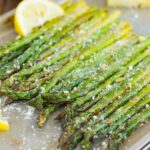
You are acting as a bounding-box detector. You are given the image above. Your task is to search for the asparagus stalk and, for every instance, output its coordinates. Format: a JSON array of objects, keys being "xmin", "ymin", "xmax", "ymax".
[
  {"xmin": 86, "ymin": 70, "xmax": 150, "ymax": 129},
  {"xmin": 0, "ymin": 0, "xmax": 75, "ymax": 59},
  {"xmin": 0, "ymin": 0, "xmax": 87, "ymax": 49},
  {"xmin": 62, "ymin": 54, "xmax": 150, "ymax": 124},
  {"xmin": 78, "ymin": 54, "xmax": 150, "ymax": 111},
  {"xmin": 49, "ymin": 32, "xmax": 137, "ymax": 99},
  {"xmin": 104, "ymin": 95, "xmax": 150, "ymax": 137},
  {"xmin": 57, "ymin": 37, "xmax": 141, "ymax": 120},
  {"xmin": 1, "ymin": 12, "xmax": 121, "ymax": 101},
  {"xmin": 4, "ymin": 8, "xmax": 107, "ymax": 91},
  {"xmin": 0, "ymin": 3, "xmax": 90, "ymax": 80},
  {"xmin": 61, "ymin": 93, "xmax": 149, "ymax": 150},
  {"xmin": 80, "ymin": 95, "xmax": 150, "ymax": 149},
  {"xmin": 0, "ymin": 33, "xmax": 51, "ymax": 80},
  {"xmin": 43, "ymin": 10, "xmax": 121, "ymax": 93},
  {"xmin": 58, "ymin": 67, "xmax": 150, "ymax": 149},
  {"xmin": 8, "ymin": 22, "xmax": 131, "ymax": 111},
  {"xmin": 61, "ymin": 76, "xmax": 150, "ymax": 150},
  {"xmin": 38, "ymin": 104, "xmax": 58, "ymax": 128},
  {"xmin": 45, "ymin": 35, "xmax": 149, "ymax": 104},
  {"xmin": 0, "ymin": 45, "xmax": 29, "ymax": 67},
  {"xmin": 41, "ymin": 21, "xmax": 131, "ymax": 99},
  {"xmin": 25, "ymin": 20, "xmax": 126, "ymax": 110},
  {"xmin": 26, "ymin": 23, "xmax": 117, "ymax": 109},
  {"xmin": 63, "ymin": 39, "xmax": 149, "ymax": 101},
  {"xmin": 36, "ymin": 8, "xmax": 106, "ymax": 62},
  {"xmin": 26, "ymin": 22, "xmax": 129, "ymax": 111},
  {"xmin": 15, "ymin": 20, "xmax": 114, "ymax": 92},
  {"xmin": 24, "ymin": 17, "xmax": 124, "ymax": 122},
  {"xmin": 21, "ymin": 24, "xmax": 115, "ymax": 90},
  {"xmin": 15, "ymin": 10, "xmax": 120, "ymax": 78},
  {"xmin": 17, "ymin": 58, "xmax": 70, "ymax": 92},
  {"xmin": 60, "ymin": 52, "xmax": 146, "ymax": 126},
  {"xmin": 22, "ymin": 7, "xmax": 98, "ymax": 69},
  {"xmin": 1, "ymin": 20, "xmax": 112, "ymax": 96},
  {"xmin": 80, "ymin": 76, "xmax": 150, "ymax": 149},
  {"xmin": 48, "ymin": 32, "xmax": 139, "ymax": 100},
  {"xmin": 84, "ymin": 84, "xmax": 150, "ymax": 139},
  {"xmin": 101, "ymin": 73, "xmax": 150, "ymax": 120},
  {"xmin": 109, "ymin": 95, "xmax": 150, "ymax": 150}
]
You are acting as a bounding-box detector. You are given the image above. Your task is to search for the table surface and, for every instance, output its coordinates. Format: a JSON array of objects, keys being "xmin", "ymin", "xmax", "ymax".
[
  {"xmin": 0, "ymin": 0, "xmax": 150, "ymax": 150},
  {"xmin": 0, "ymin": 0, "xmax": 21, "ymax": 15}
]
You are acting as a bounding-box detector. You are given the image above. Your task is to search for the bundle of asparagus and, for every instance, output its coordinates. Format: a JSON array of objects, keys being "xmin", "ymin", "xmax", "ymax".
[{"xmin": 0, "ymin": 0, "xmax": 150, "ymax": 149}]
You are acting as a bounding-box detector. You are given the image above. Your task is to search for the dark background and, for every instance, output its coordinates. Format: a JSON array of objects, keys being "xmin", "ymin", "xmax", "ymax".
[{"xmin": 0, "ymin": 0, "xmax": 21, "ymax": 15}]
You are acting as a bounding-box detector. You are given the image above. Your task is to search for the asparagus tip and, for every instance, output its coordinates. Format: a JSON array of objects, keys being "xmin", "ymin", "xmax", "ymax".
[{"xmin": 38, "ymin": 112, "xmax": 46, "ymax": 128}]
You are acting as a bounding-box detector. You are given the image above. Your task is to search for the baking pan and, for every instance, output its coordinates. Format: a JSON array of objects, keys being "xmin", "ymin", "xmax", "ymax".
[{"xmin": 0, "ymin": 0, "xmax": 150, "ymax": 149}]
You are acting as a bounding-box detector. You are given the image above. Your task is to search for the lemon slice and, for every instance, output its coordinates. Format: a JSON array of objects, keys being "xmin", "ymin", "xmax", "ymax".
[
  {"xmin": 107, "ymin": 0, "xmax": 150, "ymax": 7},
  {"xmin": 0, "ymin": 117, "xmax": 9, "ymax": 131},
  {"xmin": 14, "ymin": 0, "xmax": 65, "ymax": 36}
]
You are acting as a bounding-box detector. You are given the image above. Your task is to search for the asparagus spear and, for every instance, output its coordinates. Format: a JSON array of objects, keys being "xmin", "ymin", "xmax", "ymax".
[
  {"xmin": 41, "ymin": 21, "xmax": 130, "ymax": 97},
  {"xmin": 0, "ymin": 0, "xmax": 75, "ymax": 59},
  {"xmin": 58, "ymin": 67, "xmax": 150, "ymax": 149},
  {"xmin": 44, "ymin": 35, "xmax": 149, "ymax": 104},
  {"xmin": 0, "ymin": 1, "xmax": 88, "ymax": 58},
  {"xmin": 49, "ymin": 34, "xmax": 138, "ymax": 94},
  {"xmin": 103, "ymin": 95, "xmax": 150, "ymax": 137},
  {"xmin": 80, "ymin": 84, "xmax": 150, "ymax": 147},
  {"xmin": 22, "ymin": 19, "xmax": 126, "ymax": 109},
  {"xmin": 40, "ymin": 45, "xmax": 143, "ymax": 127},
  {"xmin": 48, "ymin": 32, "xmax": 139, "ymax": 100},
  {"xmin": 36, "ymin": 8, "xmax": 106, "ymax": 62},
  {"xmin": 56, "ymin": 36, "xmax": 143, "ymax": 120},
  {"xmin": 25, "ymin": 19, "xmax": 125, "ymax": 123},
  {"xmin": 38, "ymin": 104, "xmax": 58, "ymax": 128},
  {"xmin": 14, "ymin": 21, "xmax": 114, "ymax": 91},
  {"xmin": 0, "ymin": 44, "xmax": 30, "ymax": 67},
  {"xmin": 3, "ymin": 8, "xmax": 107, "ymax": 90},
  {"xmin": 0, "ymin": 3, "xmax": 90, "ymax": 80},
  {"xmin": 80, "ymin": 95, "xmax": 150, "ymax": 149},
  {"xmin": 0, "ymin": 17, "xmax": 112, "ymax": 94},
  {"xmin": 1, "ymin": 11, "xmax": 121, "ymax": 101},
  {"xmin": 43, "ymin": 10, "xmax": 121, "ymax": 92},
  {"xmin": 15, "ymin": 10, "xmax": 120, "ymax": 78},
  {"xmin": 25, "ymin": 24, "xmax": 117, "ymax": 108},
  {"xmin": 63, "ymin": 39, "xmax": 149, "ymax": 101},
  {"xmin": 62, "ymin": 54, "xmax": 150, "ymax": 124},
  {"xmin": 78, "ymin": 54, "xmax": 150, "ymax": 111},
  {"xmin": 0, "ymin": 34, "xmax": 50, "ymax": 79},
  {"xmin": 86, "ymin": 70, "xmax": 150, "ymax": 129},
  {"xmin": 61, "ymin": 77, "xmax": 150, "ymax": 150},
  {"xmin": 17, "ymin": 58, "xmax": 70, "ymax": 92},
  {"xmin": 22, "ymin": 7, "xmax": 98, "ymax": 69},
  {"xmin": 0, "ymin": 0, "xmax": 88, "ymax": 64},
  {"xmin": 80, "ymin": 76, "xmax": 150, "ymax": 149},
  {"xmin": 109, "ymin": 95, "xmax": 150, "ymax": 150},
  {"xmin": 34, "ymin": 24, "xmax": 130, "ymax": 108},
  {"xmin": 14, "ymin": 22, "xmax": 115, "ymax": 92}
]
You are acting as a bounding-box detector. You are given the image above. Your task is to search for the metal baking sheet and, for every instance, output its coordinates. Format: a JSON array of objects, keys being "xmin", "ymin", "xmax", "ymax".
[{"xmin": 0, "ymin": 0, "xmax": 150, "ymax": 150}]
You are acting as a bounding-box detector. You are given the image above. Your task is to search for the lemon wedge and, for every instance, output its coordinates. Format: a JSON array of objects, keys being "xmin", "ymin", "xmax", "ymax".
[
  {"xmin": 0, "ymin": 117, "xmax": 9, "ymax": 131},
  {"xmin": 14, "ymin": 0, "xmax": 65, "ymax": 36},
  {"xmin": 107, "ymin": 0, "xmax": 150, "ymax": 7}
]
